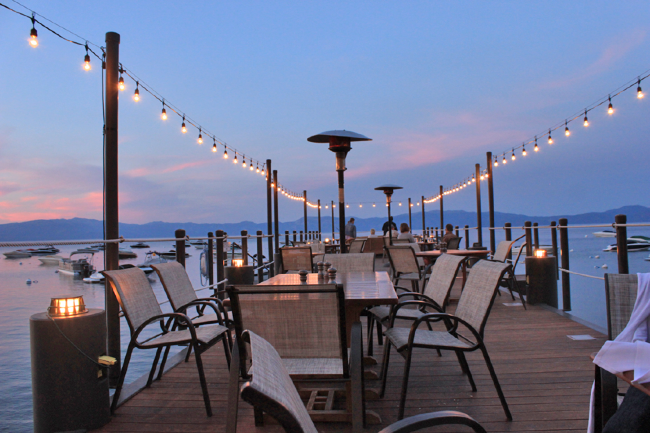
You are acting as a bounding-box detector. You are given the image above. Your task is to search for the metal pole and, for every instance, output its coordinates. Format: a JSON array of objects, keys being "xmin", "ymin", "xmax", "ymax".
[
  {"xmin": 303, "ymin": 190, "xmax": 308, "ymax": 235},
  {"xmin": 475, "ymin": 163, "xmax": 483, "ymax": 246},
  {"xmin": 207, "ymin": 231, "xmax": 214, "ymax": 288},
  {"xmin": 550, "ymin": 221, "xmax": 558, "ymax": 281},
  {"xmin": 439, "ymin": 186, "xmax": 444, "ymax": 230},
  {"xmin": 331, "ymin": 201, "xmax": 335, "ymax": 241},
  {"xmin": 104, "ymin": 31, "xmax": 121, "ymax": 385},
  {"xmin": 387, "ymin": 196, "xmax": 393, "ymax": 246},
  {"xmin": 338, "ymin": 170, "xmax": 347, "ymax": 254},
  {"xmin": 504, "ymin": 223, "xmax": 512, "ymax": 262},
  {"xmin": 216, "ymin": 229, "xmax": 225, "ymax": 295},
  {"xmin": 273, "ymin": 170, "xmax": 279, "ymax": 253},
  {"xmin": 615, "ymin": 214, "xmax": 629, "ymax": 274},
  {"xmin": 256, "ymin": 230, "xmax": 264, "ymax": 284},
  {"xmin": 175, "ymin": 229, "xmax": 186, "ymax": 267},
  {"xmin": 408, "ymin": 198, "xmax": 412, "ymax": 230},
  {"xmin": 266, "ymin": 160, "xmax": 274, "ymax": 276},
  {"xmin": 241, "ymin": 230, "xmax": 249, "ymax": 266},
  {"xmin": 318, "ymin": 200, "xmax": 322, "ymax": 240},
  {"xmin": 464, "ymin": 225, "xmax": 469, "ymax": 249},
  {"xmin": 524, "ymin": 222, "xmax": 533, "ymax": 257},
  {"xmin": 421, "ymin": 196, "xmax": 425, "ymax": 236},
  {"xmin": 558, "ymin": 218, "xmax": 571, "ymax": 311},
  {"xmin": 486, "ymin": 152, "xmax": 495, "ymax": 254}
]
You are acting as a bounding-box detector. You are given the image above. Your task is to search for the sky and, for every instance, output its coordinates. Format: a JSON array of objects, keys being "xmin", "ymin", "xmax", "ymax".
[{"xmin": 1, "ymin": 1, "xmax": 650, "ymax": 225}]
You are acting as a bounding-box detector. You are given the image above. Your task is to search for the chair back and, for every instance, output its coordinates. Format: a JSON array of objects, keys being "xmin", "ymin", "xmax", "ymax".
[
  {"xmin": 386, "ymin": 246, "xmax": 420, "ymax": 275},
  {"xmin": 240, "ymin": 330, "xmax": 318, "ymax": 433},
  {"xmin": 447, "ymin": 237, "xmax": 462, "ymax": 250},
  {"xmin": 309, "ymin": 242, "xmax": 325, "ymax": 254},
  {"xmin": 393, "ymin": 239, "xmax": 410, "ymax": 244},
  {"xmin": 280, "ymin": 247, "xmax": 313, "ymax": 272},
  {"xmin": 322, "ymin": 253, "xmax": 375, "ymax": 272},
  {"xmin": 150, "ymin": 262, "xmax": 197, "ymax": 310},
  {"xmin": 227, "ymin": 284, "xmax": 348, "ymax": 377},
  {"xmin": 454, "ymin": 260, "xmax": 510, "ymax": 336},
  {"xmin": 423, "ymin": 254, "xmax": 466, "ymax": 309},
  {"xmin": 604, "ymin": 273, "xmax": 639, "ymax": 340},
  {"xmin": 103, "ymin": 267, "xmax": 162, "ymax": 334},
  {"xmin": 348, "ymin": 239, "xmax": 366, "ymax": 254},
  {"xmin": 363, "ymin": 237, "xmax": 385, "ymax": 255},
  {"xmin": 492, "ymin": 240, "xmax": 515, "ymax": 263}
]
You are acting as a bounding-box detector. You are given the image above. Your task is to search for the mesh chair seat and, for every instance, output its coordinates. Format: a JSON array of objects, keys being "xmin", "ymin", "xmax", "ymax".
[
  {"xmin": 190, "ymin": 311, "xmax": 233, "ymax": 326},
  {"xmin": 397, "ymin": 272, "xmax": 420, "ymax": 280},
  {"xmin": 143, "ymin": 324, "xmax": 229, "ymax": 348},
  {"xmin": 250, "ymin": 358, "xmax": 343, "ymax": 378},
  {"xmin": 385, "ymin": 327, "xmax": 472, "ymax": 351},
  {"xmin": 368, "ymin": 305, "xmax": 426, "ymax": 323}
]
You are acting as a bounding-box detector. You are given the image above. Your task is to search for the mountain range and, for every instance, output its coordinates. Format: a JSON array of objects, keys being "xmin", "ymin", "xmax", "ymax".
[{"xmin": 1, "ymin": 205, "xmax": 648, "ymax": 241}]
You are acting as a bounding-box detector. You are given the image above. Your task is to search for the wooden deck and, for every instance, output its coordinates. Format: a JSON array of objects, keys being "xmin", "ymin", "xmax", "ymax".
[{"xmin": 96, "ymin": 285, "xmax": 607, "ymax": 433}]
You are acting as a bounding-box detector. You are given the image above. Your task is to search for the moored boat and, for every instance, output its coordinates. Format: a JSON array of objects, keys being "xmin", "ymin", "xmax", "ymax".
[
  {"xmin": 37, "ymin": 255, "xmax": 63, "ymax": 265},
  {"xmin": 118, "ymin": 249, "xmax": 138, "ymax": 259},
  {"xmin": 3, "ymin": 251, "xmax": 32, "ymax": 259},
  {"xmin": 58, "ymin": 251, "xmax": 95, "ymax": 277},
  {"xmin": 131, "ymin": 242, "xmax": 150, "ymax": 249},
  {"xmin": 603, "ymin": 237, "xmax": 650, "ymax": 252},
  {"xmin": 593, "ymin": 230, "xmax": 616, "ymax": 237}
]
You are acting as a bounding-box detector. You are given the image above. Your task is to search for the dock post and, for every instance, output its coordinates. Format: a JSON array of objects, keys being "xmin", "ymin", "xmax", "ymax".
[
  {"xmin": 439, "ymin": 186, "xmax": 444, "ymax": 230},
  {"xmin": 408, "ymin": 198, "xmax": 412, "ymax": 230},
  {"xmin": 551, "ymin": 221, "xmax": 559, "ymax": 280},
  {"xmin": 285, "ymin": 230, "xmax": 289, "ymax": 247},
  {"xmin": 300, "ymin": 231, "xmax": 304, "ymax": 242},
  {"xmin": 475, "ymin": 163, "xmax": 483, "ymax": 246},
  {"xmin": 524, "ymin": 222, "xmax": 533, "ymax": 257},
  {"xmin": 464, "ymin": 225, "xmax": 469, "ymax": 248},
  {"xmin": 216, "ymin": 230, "xmax": 225, "ymax": 296},
  {"xmin": 533, "ymin": 222, "xmax": 540, "ymax": 250},
  {"xmin": 331, "ymin": 201, "xmax": 335, "ymax": 241},
  {"xmin": 175, "ymin": 229, "xmax": 186, "ymax": 267},
  {"xmin": 256, "ymin": 230, "xmax": 264, "ymax": 284},
  {"xmin": 421, "ymin": 196, "xmax": 425, "ymax": 236},
  {"xmin": 303, "ymin": 190, "xmax": 308, "ymax": 235},
  {"xmin": 266, "ymin": 160, "xmax": 274, "ymax": 277},
  {"xmin": 104, "ymin": 31, "xmax": 121, "ymax": 385},
  {"xmin": 435, "ymin": 227, "xmax": 439, "ymax": 241},
  {"xmin": 615, "ymin": 214, "xmax": 629, "ymax": 274},
  {"xmin": 293, "ymin": 231, "xmax": 297, "ymax": 244},
  {"xmin": 486, "ymin": 152, "xmax": 496, "ymax": 254},
  {"xmin": 504, "ymin": 223, "xmax": 512, "ymax": 262},
  {"xmin": 559, "ymin": 218, "xmax": 571, "ymax": 311},
  {"xmin": 241, "ymin": 230, "xmax": 249, "ymax": 266},
  {"xmin": 273, "ymin": 170, "xmax": 279, "ymax": 253},
  {"xmin": 455, "ymin": 225, "xmax": 459, "ymax": 238},
  {"xmin": 207, "ymin": 232, "xmax": 214, "ymax": 288},
  {"xmin": 318, "ymin": 200, "xmax": 322, "ymax": 240}
]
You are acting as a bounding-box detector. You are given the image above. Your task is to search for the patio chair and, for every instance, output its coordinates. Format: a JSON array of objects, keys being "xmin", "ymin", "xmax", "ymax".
[
  {"xmin": 363, "ymin": 236, "xmax": 385, "ymax": 256},
  {"xmin": 446, "ymin": 237, "xmax": 462, "ymax": 250},
  {"xmin": 489, "ymin": 238, "xmax": 527, "ymax": 308},
  {"xmin": 385, "ymin": 245, "xmax": 427, "ymax": 293},
  {"xmin": 321, "ymin": 252, "xmax": 375, "ymax": 272},
  {"xmin": 349, "ymin": 239, "xmax": 366, "ymax": 253},
  {"xmin": 379, "ymin": 260, "xmax": 513, "ymax": 420},
  {"xmin": 230, "ymin": 325, "xmax": 487, "ymax": 433},
  {"xmin": 365, "ymin": 254, "xmax": 466, "ymax": 356},
  {"xmin": 280, "ymin": 246, "xmax": 314, "ymax": 273},
  {"xmin": 103, "ymin": 267, "xmax": 231, "ymax": 417},
  {"xmin": 592, "ymin": 273, "xmax": 638, "ymax": 432}
]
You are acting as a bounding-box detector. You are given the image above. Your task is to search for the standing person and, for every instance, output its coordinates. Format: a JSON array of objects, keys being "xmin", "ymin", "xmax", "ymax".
[
  {"xmin": 398, "ymin": 223, "xmax": 416, "ymax": 243},
  {"xmin": 382, "ymin": 217, "xmax": 394, "ymax": 236},
  {"xmin": 345, "ymin": 218, "xmax": 357, "ymax": 243},
  {"xmin": 441, "ymin": 223, "xmax": 458, "ymax": 244}
]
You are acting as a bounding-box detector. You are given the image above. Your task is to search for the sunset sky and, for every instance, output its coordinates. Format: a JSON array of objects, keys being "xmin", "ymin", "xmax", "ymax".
[{"xmin": 1, "ymin": 1, "xmax": 649, "ymax": 225}]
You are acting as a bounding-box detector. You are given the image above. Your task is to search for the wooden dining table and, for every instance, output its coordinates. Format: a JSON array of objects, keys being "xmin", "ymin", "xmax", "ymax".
[{"xmin": 415, "ymin": 249, "xmax": 491, "ymax": 286}]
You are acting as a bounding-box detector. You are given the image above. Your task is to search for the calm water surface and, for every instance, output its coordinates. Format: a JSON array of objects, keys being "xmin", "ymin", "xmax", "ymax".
[{"xmin": 1, "ymin": 231, "xmax": 650, "ymax": 431}]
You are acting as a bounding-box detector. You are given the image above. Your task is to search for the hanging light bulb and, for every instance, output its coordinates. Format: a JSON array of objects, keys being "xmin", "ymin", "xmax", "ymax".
[
  {"xmin": 583, "ymin": 110, "xmax": 589, "ymax": 127},
  {"xmin": 399, "ymin": 202, "xmax": 402, "ymax": 206},
  {"xmin": 212, "ymin": 139, "xmax": 217, "ymax": 153},
  {"xmin": 522, "ymin": 144, "xmax": 527, "ymax": 156},
  {"xmin": 511, "ymin": 148, "xmax": 516, "ymax": 160},
  {"xmin": 472, "ymin": 174, "xmax": 476, "ymax": 182},
  {"xmin": 346, "ymin": 204, "xmax": 349, "ymax": 208},
  {"xmin": 197, "ymin": 128, "xmax": 203, "ymax": 144},
  {"xmin": 181, "ymin": 115, "xmax": 187, "ymax": 133},
  {"xmin": 133, "ymin": 82, "xmax": 140, "ymax": 101},
  {"xmin": 480, "ymin": 173, "xmax": 484, "ymax": 180},
  {"xmin": 637, "ymin": 78, "xmax": 644, "ymax": 99},
  {"xmin": 233, "ymin": 153, "xmax": 238, "ymax": 164},
  {"xmin": 548, "ymin": 129, "xmax": 553, "ymax": 144},
  {"xmin": 502, "ymin": 154, "xmax": 507, "ymax": 164},
  {"xmin": 608, "ymin": 96, "xmax": 614, "ymax": 115},
  {"xmin": 565, "ymin": 120, "xmax": 570, "ymax": 136},
  {"xmin": 250, "ymin": 162, "xmax": 254, "ymax": 171},
  {"xmin": 333, "ymin": 204, "xmax": 336, "ymax": 208},
  {"xmin": 242, "ymin": 156, "xmax": 247, "ymax": 168},
  {"xmin": 261, "ymin": 166, "xmax": 265, "ymax": 176},
  {"xmin": 485, "ymin": 172, "xmax": 489, "ymax": 178},
  {"xmin": 83, "ymin": 44, "xmax": 91, "ymax": 71},
  {"xmin": 359, "ymin": 204, "xmax": 362, "ymax": 208},
  {"xmin": 494, "ymin": 157, "xmax": 498, "ymax": 167},
  {"xmin": 118, "ymin": 74, "xmax": 125, "ymax": 91},
  {"xmin": 372, "ymin": 203, "xmax": 376, "ymax": 207},
  {"xmin": 534, "ymin": 136, "xmax": 539, "ymax": 152},
  {"xmin": 161, "ymin": 101, "xmax": 167, "ymax": 120},
  {"xmin": 29, "ymin": 15, "xmax": 38, "ymax": 47},
  {"xmin": 223, "ymin": 146, "xmax": 228, "ymax": 159},
  {"xmin": 256, "ymin": 164, "xmax": 260, "ymax": 173}
]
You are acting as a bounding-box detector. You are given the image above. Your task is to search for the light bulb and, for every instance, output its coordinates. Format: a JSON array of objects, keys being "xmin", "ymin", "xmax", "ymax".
[
  {"xmin": 346, "ymin": 204, "xmax": 349, "ymax": 208},
  {"xmin": 494, "ymin": 158, "xmax": 498, "ymax": 167},
  {"xmin": 261, "ymin": 168, "xmax": 265, "ymax": 176},
  {"xmin": 608, "ymin": 97, "xmax": 614, "ymax": 115},
  {"xmin": 583, "ymin": 110, "xmax": 589, "ymax": 127},
  {"xmin": 548, "ymin": 129, "xmax": 553, "ymax": 144},
  {"xmin": 511, "ymin": 149, "xmax": 516, "ymax": 160},
  {"xmin": 502, "ymin": 155, "xmax": 507, "ymax": 164},
  {"xmin": 84, "ymin": 54, "xmax": 91, "ymax": 71},
  {"xmin": 399, "ymin": 202, "xmax": 402, "ymax": 206},
  {"xmin": 534, "ymin": 137, "xmax": 539, "ymax": 152},
  {"xmin": 637, "ymin": 79, "xmax": 644, "ymax": 99},
  {"xmin": 480, "ymin": 174, "xmax": 484, "ymax": 180},
  {"xmin": 133, "ymin": 87, "xmax": 140, "ymax": 101},
  {"xmin": 359, "ymin": 204, "xmax": 362, "ymax": 208},
  {"xmin": 212, "ymin": 143, "xmax": 217, "ymax": 152},
  {"xmin": 485, "ymin": 173, "xmax": 489, "ymax": 178},
  {"xmin": 197, "ymin": 130, "xmax": 203, "ymax": 144},
  {"xmin": 256, "ymin": 165, "xmax": 260, "ymax": 173},
  {"xmin": 29, "ymin": 27, "xmax": 38, "ymax": 47},
  {"xmin": 242, "ymin": 158, "xmax": 247, "ymax": 168},
  {"xmin": 333, "ymin": 204, "xmax": 336, "ymax": 208},
  {"xmin": 118, "ymin": 76, "xmax": 125, "ymax": 91},
  {"xmin": 372, "ymin": 203, "xmax": 376, "ymax": 207},
  {"xmin": 233, "ymin": 155, "xmax": 238, "ymax": 164},
  {"xmin": 223, "ymin": 148, "xmax": 228, "ymax": 159},
  {"xmin": 250, "ymin": 163, "xmax": 254, "ymax": 171},
  {"xmin": 181, "ymin": 122, "xmax": 187, "ymax": 133},
  {"xmin": 522, "ymin": 146, "xmax": 527, "ymax": 156},
  {"xmin": 565, "ymin": 120, "xmax": 570, "ymax": 136},
  {"xmin": 161, "ymin": 107, "xmax": 167, "ymax": 120}
]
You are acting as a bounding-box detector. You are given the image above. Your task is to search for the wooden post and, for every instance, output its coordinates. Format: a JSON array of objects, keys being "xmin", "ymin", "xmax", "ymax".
[
  {"xmin": 559, "ymin": 218, "xmax": 571, "ymax": 311},
  {"xmin": 615, "ymin": 214, "xmax": 629, "ymax": 274},
  {"xmin": 300, "ymin": 231, "xmax": 304, "ymax": 242},
  {"xmin": 293, "ymin": 231, "xmax": 297, "ymax": 244},
  {"xmin": 435, "ymin": 227, "xmax": 439, "ymax": 241},
  {"xmin": 285, "ymin": 230, "xmax": 289, "ymax": 247},
  {"xmin": 464, "ymin": 225, "xmax": 469, "ymax": 248},
  {"xmin": 273, "ymin": 170, "xmax": 279, "ymax": 253},
  {"xmin": 318, "ymin": 199, "xmax": 322, "ymax": 240},
  {"xmin": 207, "ymin": 231, "xmax": 214, "ymax": 288},
  {"xmin": 533, "ymin": 222, "xmax": 540, "ymax": 250},
  {"xmin": 104, "ymin": 31, "xmax": 121, "ymax": 385},
  {"xmin": 504, "ymin": 223, "xmax": 512, "ymax": 262},
  {"xmin": 303, "ymin": 190, "xmax": 308, "ymax": 235},
  {"xmin": 475, "ymin": 163, "xmax": 483, "ymax": 246},
  {"xmin": 524, "ymin": 222, "xmax": 533, "ymax": 257},
  {"xmin": 408, "ymin": 198, "xmax": 412, "ymax": 230},
  {"xmin": 550, "ymin": 221, "xmax": 559, "ymax": 280},
  {"xmin": 439, "ymin": 186, "xmax": 444, "ymax": 230},
  {"xmin": 486, "ymin": 152, "xmax": 495, "ymax": 254},
  {"xmin": 331, "ymin": 201, "xmax": 335, "ymax": 241},
  {"xmin": 216, "ymin": 230, "xmax": 225, "ymax": 294},
  {"xmin": 256, "ymin": 230, "xmax": 264, "ymax": 284},
  {"xmin": 266, "ymin": 160, "xmax": 274, "ymax": 276},
  {"xmin": 421, "ymin": 195, "xmax": 425, "ymax": 236},
  {"xmin": 241, "ymin": 230, "xmax": 248, "ymax": 266},
  {"xmin": 455, "ymin": 225, "xmax": 459, "ymax": 237},
  {"xmin": 175, "ymin": 229, "xmax": 186, "ymax": 267}
]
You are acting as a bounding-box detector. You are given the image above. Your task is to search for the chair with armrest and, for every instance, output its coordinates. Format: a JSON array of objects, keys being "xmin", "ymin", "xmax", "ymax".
[
  {"xmin": 280, "ymin": 246, "xmax": 314, "ymax": 273},
  {"xmin": 446, "ymin": 237, "xmax": 462, "ymax": 250},
  {"xmin": 321, "ymin": 252, "xmax": 375, "ymax": 272},
  {"xmin": 385, "ymin": 246, "xmax": 426, "ymax": 293},
  {"xmin": 349, "ymin": 239, "xmax": 366, "ymax": 253},
  {"xmin": 363, "ymin": 236, "xmax": 385, "ymax": 256}
]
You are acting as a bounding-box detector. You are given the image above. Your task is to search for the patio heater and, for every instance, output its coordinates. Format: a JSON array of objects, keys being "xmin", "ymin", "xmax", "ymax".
[
  {"xmin": 308, "ymin": 130, "xmax": 372, "ymax": 253},
  {"xmin": 375, "ymin": 184, "xmax": 403, "ymax": 246}
]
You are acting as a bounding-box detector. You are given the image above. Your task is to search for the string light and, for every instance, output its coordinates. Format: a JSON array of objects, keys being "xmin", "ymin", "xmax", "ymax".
[
  {"xmin": 608, "ymin": 96, "xmax": 614, "ymax": 115},
  {"xmin": 511, "ymin": 148, "xmax": 516, "ymax": 161},
  {"xmin": 29, "ymin": 14, "xmax": 38, "ymax": 47},
  {"xmin": 547, "ymin": 129, "xmax": 553, "ymax": 144},
  {"xmin": 502, "ymin": 154, "xmax": 507, "ymax": 165},
  {"xmin": 565, "ymin": 120, "xmax": 570, "ymax": 137},
  {"xmin": 212, "ymin": 138, "xmax": 217, "ymax": 152},
  {"xmin": 256, "ymin": 164, "xmax": 260, "ymax": 173},
  {"xmin": 223, "ymin": 145, "xmax": 228, "ymax": 159},
  {"xmin": 133, "ymin": 82, "xmax": 140, "ymax": 101},
  {"xmin": 118, "ymin": 72, "xmax": 125, "ymax": 91},
  {"xmin": 534, "ymin": 136, "xmax": 539, "ymax": 152},
  {"xmin": 583, "ymin": 110, "xmax": 589, "ymax": 127},
  {"xmin": 373, "ymin": 203, "xmax": 376, "ymax": 207},
  {"xmin": 261, "ymin": 166, "xmax": 265, "ymax": 176},
  {"xmin": 480, "ymin": 173, "xmax": 484, "ymax": 180},
  {"xmin": 181, "ymin": 115, "xmax": 187, "ymax": 133},
  {"xmin": 242, "ymin": 156, "xmax": 247, "ymax": 168},
  {"xmin": 472, "ymin": 174, "xmax": 475, "ymax": 182},
  {"xmin": 197, "ymin": 128, "xmax": 203, "ymax": 144},
  {"xmin": 161, "ymin": 100, "xmax": 167, "ymax": 120},
  {"xmin": 83, "ymin": 44, "xmax": 91, "ymax": 71},
  {"xmin": 249, "ymin": 162, "xmax": 254, "ymax": 171},
  {"xmin": 494, "ymin": 156, "xmax": 498, "ymax": 167},
  {"xmin": 233, "ymin": 153, "xmax": 238, "ymax": 164},
  {"xmin": 638, "ymin": 78, "xmax": 644, "ymax": 99},
  {"xmin": 522, "ymin": 144, "xmax": 527, "ymax": 156},
  {"xmin": 359, "ymin": 204, "xmax": 362, "ymax": 208}
]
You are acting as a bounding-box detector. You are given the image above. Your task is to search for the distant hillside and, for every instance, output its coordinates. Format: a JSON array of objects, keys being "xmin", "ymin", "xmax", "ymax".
[{"xmin": 1, "ymin": 205, "xmax": 649, "ymax": 241}]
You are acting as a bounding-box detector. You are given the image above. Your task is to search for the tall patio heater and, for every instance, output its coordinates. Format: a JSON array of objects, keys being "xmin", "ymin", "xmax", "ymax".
[
  {"xmin": 375, "ymin": 184, "xmax": 403, "ymax": 246},
  {"xmin": 308, "ymin": 130, "xmax": 371, "ymax": 253}
]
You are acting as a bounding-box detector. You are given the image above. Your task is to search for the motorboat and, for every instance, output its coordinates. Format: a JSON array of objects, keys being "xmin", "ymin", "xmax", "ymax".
[
  {"xmin": 3, "ymin": 251, "xmax": 32, "ymax": 259},
  {"xmin": 131, "ymin": 242, "xmax": 150, "ymax": 249},
  {"xmin": 603, "ymin": 237, "xmax": 650, "ymax": 252},
  {"xmin": 511, "ymin": 244, "xmax": 553, "ymax": 255},
  {"xmin": 37, "ymin": 255, "xmax": 63, "ymax": 265},
  {"xmin": 143, "ymin": 251, "xmax": 168, "ymax": 266},
  {"xmin": 593, "ymin": 230, "xmax": 616, "ymax": 238},
  {"xmin": 16, "ymin": 245, "xmax": 60, "ymax": 255},
  {"xmin": 58, "ymin": 251, "xmax": 95, "ymax": 277},
  {"xmin": 83, "ymin": 263, "xmax": 154, "ymax": 283},
  {"xmin": 193, "ymin": 242, "xmax": 208, "ymax": 249},
  {"xmin": 73, "ymin": 247, "xmax": 100, "ymax": 254},
  {"xmin": 172, "ymin": 242, "xmax": 192, "ymax": 248},
  {"xmin": 189, "ymin": 240, "xmax": 206, "ymax": 247},
  {"xmin": 90, "ymin": 243, "xmax": 105, "ymax": 250},
  {"xmin": 158, "ymin": 250, "xmax": 191, "ymax": 259},
  {"xmin": 118, "ymin": 249, "xmax": 138, "ymax": 259}
]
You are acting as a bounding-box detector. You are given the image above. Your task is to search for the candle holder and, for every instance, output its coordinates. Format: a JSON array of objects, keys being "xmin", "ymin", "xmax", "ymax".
[{"xmin": 225, "ymin": 260, "xmax": 255, "ymax": 285}]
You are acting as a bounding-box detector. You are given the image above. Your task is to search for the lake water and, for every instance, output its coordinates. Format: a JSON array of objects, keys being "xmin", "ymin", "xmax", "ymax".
[{"xmin": 1, "ymin": 229, "xmax": 649, "ymax": 431}]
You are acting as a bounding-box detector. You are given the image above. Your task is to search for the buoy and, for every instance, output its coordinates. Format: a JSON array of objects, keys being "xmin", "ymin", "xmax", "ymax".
[
  {"xmin": 570, "ymin": 249, "xmax": 574, "ymax": 252},
  {"xmin": 55, "ymin": 270, "xmax": 58, "ymax": 273},
  {"xmin": 589, "ymin": 256, "xmax": 593, "ymax": 259},
  {"xmin": 595, "ymin": 255, "xmax": 600, "ymax": 259},
  {"xmin": 602, "ymin": 264, "xmax": 609, "ymax": 269},
  {"xmin": 594, "ymin": 266, "xmax": 599, "ymax": 269},
  {"xmin": 26, "ymin": 279, "xmax": 32, "ymax": 284},
  {"xmin": 585, "ymin": 235, "xmax": 588, "ymax": 238},
  {"xmin": 19, "ymin": 262, "xmax": 22, "ymax": 265}
]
